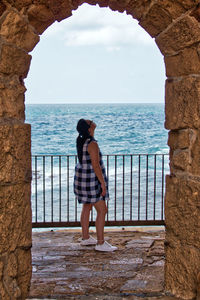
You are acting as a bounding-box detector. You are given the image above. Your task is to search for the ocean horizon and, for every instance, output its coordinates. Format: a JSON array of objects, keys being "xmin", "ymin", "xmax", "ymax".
[{"xmin": 26, "ymin": 102, "xmax": 169, "ymax": 155}]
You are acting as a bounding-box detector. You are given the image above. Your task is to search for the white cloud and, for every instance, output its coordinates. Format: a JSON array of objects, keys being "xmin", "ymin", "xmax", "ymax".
[{"xmin": 44, "ymin": 3, "xmax": 154, "ymax": 49}]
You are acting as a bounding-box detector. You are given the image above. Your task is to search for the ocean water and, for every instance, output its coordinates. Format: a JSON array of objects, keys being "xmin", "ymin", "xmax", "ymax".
[
  {"xmin": 26, "ymin": 103, "xmax": 169, "ymax": 155},
  {"xmin": 26, "ymin": 103, "xmax": 169, "ymax": 225}
]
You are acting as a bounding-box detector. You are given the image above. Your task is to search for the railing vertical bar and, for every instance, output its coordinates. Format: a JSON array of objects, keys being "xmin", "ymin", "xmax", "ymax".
[
  {"xmin": 59, "ymin": 156, "xmax": 62, "ymax": 222},
  {"xmin": 51, "ymin": 156, "xmax": 54, "ymax": 222},
  {"xmin": 130, "ymin": 155, "xmax": 133, "ymax": 221},
  {"xmin": 154, "ymin": 155, "xmax": 157, "ymax": 220},
  {"xmin": 146, "ymin": 155, "xmax": 149, "ymax": 221},
  {"xmin": 67, "ymin": 156, "xmax": 69, "ymax": 222},
  {"xmin": 122, "ymin": 155, "xmax": 125, "ymax": 221},
  {"xmin": 138, "ymin": 155, "xmax": 141, "ymax": 220},
  {"xmin": 114, "ymin": 156, "xmax": 117, "ymax": 221},
  {"xmin": 161, "ymin": 155, "xmax": 164, "ymax": 220},
  {"xmin": 43, "ymin": 156, "xmax": 45, "ymax": 223},
  {"xmin": 35, "ymin": 156, "xmax": 38, "ymax": 223},
  {"xmin": 75, "ymin": 156, "xmax": 78, "ymax": 222},
  {"xmin": 106, "ymin": 155, "xmax": 109, "ymax": 222}
]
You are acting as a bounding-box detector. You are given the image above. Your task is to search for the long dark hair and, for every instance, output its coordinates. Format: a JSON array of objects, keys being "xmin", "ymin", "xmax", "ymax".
[{"xmin": 76, "ymin": 119, "xmax": 93, "ymax": 164}]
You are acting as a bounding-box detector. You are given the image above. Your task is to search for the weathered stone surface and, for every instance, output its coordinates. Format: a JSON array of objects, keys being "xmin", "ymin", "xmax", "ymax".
[
  {"xmin": 108, "ymin": 0, "xmax": 127, "ymax": 13},
  {"xmin": 16, "ymin": 248, "xmax": 32, "ymax": 299},
  {"xmin": 5, "ymin": 0, "xmax": 32, "ymax": 11},
  {"xmin": 165, "ymin": 245, "xmax": 199, "ymax": 300},
  {"xmin": 165, "ymin": 45, "xmax": 200, "ymax": 77},
  {"xmin": 156, "ymin": 15, "xmax": 200, "ymax": 55},
  {"xmin": 0, "ymin": 183, "xmax": 32, "ymax": 254},
  {"xmin": 165, "ymin": 77, "xmax": 200, "ymax": 130},
  {"xmin": 189, "ymin": 130, "xmax": 200, "ymax": 176},
  {"xmin": 48, "ymin": 0, "xmax": 73, "ymax": 21},
  {"xmin": 139, "ymin": 3, "xmax": 173, "ymax": 38},
  {"xmin": 27, "ymin": 4, "xmax": 55, "ymax": 34},
  {"xmin": 0, "ymin": 75, "xmax": 26, "ymax": 120},
  {"xmin": 125, "ymin": 0, "xmax": 153, "ymax": 21},
  {"xmin": 165, "ymin": 176, "xmax": 200, "ymax": 247},
  {"xmin": 165, "ymin": 176, "xmax": 200, "ymax": 299},
  {"xmin": 0, "ymin": 2, "xmax": 7, "ymax": 17},
  {"xmin": 178, "ymin": 0, "xmax": 200, "ymax": 10},
  {"xmin": 0, "ymin": 43, "xmax": 31, "ymax": 77},
  {"xmin": 191, "ymin": 4, "xmax": 200, "ymax": 22},
  {"xmin": 168, "ymin": 129, "xmax": 191, "ymax": 150},
  {"xmin": 29, "ymin": 229, "xmax": 167, "ymax": 299},
  {"xmin": 97, "ymin": 0, "xmax": 109, "ymax": 8},
  {"xmin": 0, "ymin": 10, "xmax": 40, "ymax": 52},
  {"xmin": 0, "ymin": 123, "xmax": 31, "ymax": 184}
]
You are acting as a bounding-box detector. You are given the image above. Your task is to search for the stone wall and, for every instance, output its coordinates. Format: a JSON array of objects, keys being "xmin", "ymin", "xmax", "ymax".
[{"xmin": 0, "ymin": 0, "xmax": 199, "ymax": 299}]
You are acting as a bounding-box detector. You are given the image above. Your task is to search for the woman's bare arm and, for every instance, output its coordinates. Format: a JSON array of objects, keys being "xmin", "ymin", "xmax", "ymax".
[{"xmin": 88, "ymin": 141, "xmax": 106, "ymax": 196}]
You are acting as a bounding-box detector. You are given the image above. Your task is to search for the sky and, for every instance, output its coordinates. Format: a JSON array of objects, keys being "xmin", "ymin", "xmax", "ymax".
[{"xmin": 25, "ymin": 3, "xmax": 166, "ymax": 104}]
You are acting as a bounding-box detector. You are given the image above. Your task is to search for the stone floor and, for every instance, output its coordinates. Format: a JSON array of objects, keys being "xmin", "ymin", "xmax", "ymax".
[{"xmin": 28, "ymin": 227, "xmax": 180, "ymax": 300}]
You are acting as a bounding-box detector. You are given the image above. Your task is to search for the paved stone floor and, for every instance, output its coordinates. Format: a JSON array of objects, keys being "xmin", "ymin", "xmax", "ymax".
[{"xmin": 28, "ymin": 227, "xmax": 180, "ymax": 300}]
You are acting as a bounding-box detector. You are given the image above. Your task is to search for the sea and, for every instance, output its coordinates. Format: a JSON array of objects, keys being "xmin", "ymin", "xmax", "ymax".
[
  {"xmin": 26, "ymin": 103, "xmax": 169, "ymax": 228},
  {"xmin": 26, "ymin": 103, "xmax": 169, "ymax": 155}
]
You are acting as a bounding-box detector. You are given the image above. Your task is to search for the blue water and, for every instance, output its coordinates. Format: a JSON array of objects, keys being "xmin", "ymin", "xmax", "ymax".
[
  {"xmin": 26, "ymin": 103, "xmax": 169, "ymax": 155},
  {"xmin": 26, "ymin": 103, "xmax": 169, "ymax": 225}
]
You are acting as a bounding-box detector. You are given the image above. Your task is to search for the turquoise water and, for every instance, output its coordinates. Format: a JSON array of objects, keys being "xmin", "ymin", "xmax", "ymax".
[
  {"xmin": 26, "ymin": 103, "xmax": 169, "ymax": 225},
  {"xmin": 26, "ymin": 103, "xmax": 169, "ymax": 155}
]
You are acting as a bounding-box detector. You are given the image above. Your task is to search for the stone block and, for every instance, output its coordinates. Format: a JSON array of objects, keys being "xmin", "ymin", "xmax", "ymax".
[
  {"xmin": 165, "ymin": 76, "xmax": 200, "ymax": 130},
  {"xmin": 108, "ymin": 0, "xmax": 127, "ymax": 13},
  {"xmin": 7, "ymin": 253, "xmax": 18, "ymax": 278},
  {"xmin": 165, "ymin": 45, "xmax": 200, "ymax": 77},
  {"xmin": 0, "ymin": 183, "xmax": 32, "ymax": 254},
  {"xmin": 156, "ymin": 15, "xmax": 200, "ymax": 56},
  {"xmin": 27, "ymin": 4, "xmax": 55, "ymax": 34},
  {"xmin": 0, "ymin": 75, "xmax": 26, "ymax": 121},
  {"xmin": 171, "ymin": 149, "xmax": 190, "ymax": 171},
  {"xmin": 165, "ymin": 175, "xmax": 200, "ymax": 247},
  {"xmin": 168, "ymin": 129, "xmax": 191, "ymax": 150},
  {"xmin": 0, "ymin": 3, "xmax": 7, "ymax": 17},
  {"xmin": 165, "ymin": 244, "xmax": 199, "ymax": 299},
  {"xmin": 97, "ymin": 0, "xmax": 109, "ymax": 8},
  {"xmin": 177, "ymin": 0, "xmax": 200, "ymax": 10},
  {"xmin": 190, "ymin": 130, "xmax": 200, "ymax": 175},
  {"xmin": 0, "ymin": 43, "xmax": 31, "ymax": 78},
  {"xmin": 125, "ymin": 0, "xmax": 153, "ymax": 21},
  {"xmin": 0, "ymin": 10, "xmax": 40, "ymax": 52},
  {"xmin": 0, "ymin": 123, "xmax": 31, "ymax": 184},
  {"xmin": 47, "ymin": 0, "xmax": 73, "ymax": 21},
  {"xmin": 15, "ymin": 248, "xmax": 32, "ymax": 300},
  {"xmin": 5, "ymin": 0, "xmax": 32, "ymax": 11},
  {"xmin": 139, "ymin": 3, "xmax": 173, "ymax": 37}
]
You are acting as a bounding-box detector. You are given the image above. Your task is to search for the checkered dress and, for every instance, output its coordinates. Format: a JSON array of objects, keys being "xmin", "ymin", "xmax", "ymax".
[{"xmin": 74, "ymin": 138, "xmax": 109, "ymax": 204}]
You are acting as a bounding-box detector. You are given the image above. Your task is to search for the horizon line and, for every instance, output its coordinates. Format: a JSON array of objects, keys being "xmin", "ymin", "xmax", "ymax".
[{"xmin": 26, "ymin": 101, "xmax": 164, "ymax": 105}]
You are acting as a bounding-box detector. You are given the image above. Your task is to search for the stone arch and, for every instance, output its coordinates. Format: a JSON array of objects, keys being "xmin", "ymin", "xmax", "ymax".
[{"xmin": 0, "ymin": 0, "xmax": 200, "ymax": 299}]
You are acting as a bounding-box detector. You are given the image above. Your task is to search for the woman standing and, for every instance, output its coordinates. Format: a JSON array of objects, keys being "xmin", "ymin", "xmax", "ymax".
[{"xmin": 74, "ymin": 118, "xmax": 117, "ymax": 252}]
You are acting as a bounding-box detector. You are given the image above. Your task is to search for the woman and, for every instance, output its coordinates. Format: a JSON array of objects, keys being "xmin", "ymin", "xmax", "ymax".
[{"xmin": 74, "ymin": 118, "xmax": 117, "ymax": 252}]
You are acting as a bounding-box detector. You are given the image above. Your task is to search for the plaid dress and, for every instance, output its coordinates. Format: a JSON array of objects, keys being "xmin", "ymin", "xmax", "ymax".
[{"xmin": 74, "ymin": 138, "xmax": 109, "ymax": 204}]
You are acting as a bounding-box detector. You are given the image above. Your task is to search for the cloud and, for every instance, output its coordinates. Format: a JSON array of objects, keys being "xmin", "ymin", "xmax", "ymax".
[{"xmin": 44, "ymin": 3, "xmax": 154, "ymax": 50}]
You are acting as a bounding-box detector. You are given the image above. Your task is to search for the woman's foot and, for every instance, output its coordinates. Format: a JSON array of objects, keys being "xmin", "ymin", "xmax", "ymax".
[
  {"xmin": 80, "ymin": 236, "xmax": 97, "ymax": 246},
  {"xmin": 95, "ymin": 241, "xmax": 117, "ymax": 252}
]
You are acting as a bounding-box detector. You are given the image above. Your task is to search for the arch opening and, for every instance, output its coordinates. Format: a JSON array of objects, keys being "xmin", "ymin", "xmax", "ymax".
[{"xmin": 0, "ymin": 1, "xmax": 200, "ymax": 299}]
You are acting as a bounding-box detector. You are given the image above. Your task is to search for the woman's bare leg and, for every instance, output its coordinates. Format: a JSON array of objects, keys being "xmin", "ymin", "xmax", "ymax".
[
  {"xmin": 81, "ymin": 203, "xmax": 92, "ymax": 240},
  {"xmin": 94, "ymin": 200, "xmax": 107, "ymax": 245}
]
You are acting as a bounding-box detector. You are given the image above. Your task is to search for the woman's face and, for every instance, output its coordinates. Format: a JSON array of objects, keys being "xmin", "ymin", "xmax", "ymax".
[{"xmin": 86, "ymin": 120, "xmax": 96, "ymax": 131}]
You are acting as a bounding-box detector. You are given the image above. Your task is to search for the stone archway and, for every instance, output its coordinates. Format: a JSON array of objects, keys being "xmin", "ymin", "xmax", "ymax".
[{"xmin": 0, "ymin": 0, "xmax": 200, "ymax": 299}]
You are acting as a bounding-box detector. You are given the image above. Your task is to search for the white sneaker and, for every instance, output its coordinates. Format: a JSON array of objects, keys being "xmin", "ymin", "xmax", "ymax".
[
  {"xmin": 95, "ymin": 241, "xmax": 118, "ymax": 252},
  {"xmin": 80, "ymin": 236, "xmax": 97, "ymax": 246}
]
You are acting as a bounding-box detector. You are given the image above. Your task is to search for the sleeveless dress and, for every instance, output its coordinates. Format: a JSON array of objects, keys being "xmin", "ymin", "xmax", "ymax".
[{"xmin": 74, "ymin": 138, "xmax": 109, "ymax": 204}]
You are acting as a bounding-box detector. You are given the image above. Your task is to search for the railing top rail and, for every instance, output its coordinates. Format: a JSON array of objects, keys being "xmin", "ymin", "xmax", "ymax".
[{"xmin": 32, "ymin": 153, "xmax": 169, "ymax": 157}]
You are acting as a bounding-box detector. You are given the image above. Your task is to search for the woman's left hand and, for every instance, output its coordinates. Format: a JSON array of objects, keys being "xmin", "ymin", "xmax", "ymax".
[{"xmin": 101, "ymin": 182, "xmax": 106, "ymax": 197}]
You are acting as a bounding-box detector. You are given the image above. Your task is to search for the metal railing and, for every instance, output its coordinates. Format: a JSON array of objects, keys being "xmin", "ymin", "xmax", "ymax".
[{"xmin": 32, "ymin": 154, "xmax": 169, "ymax": 228}]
